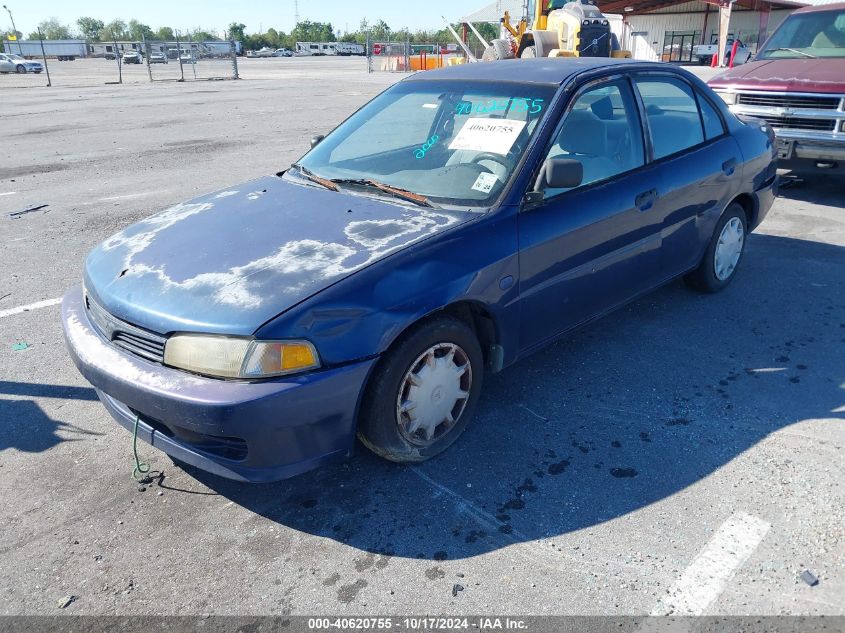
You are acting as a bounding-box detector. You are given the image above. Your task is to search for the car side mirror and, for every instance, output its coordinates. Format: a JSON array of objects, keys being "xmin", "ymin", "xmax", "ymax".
[
  {"xmin": 543, "ymin": 158, "xmax": 583, "ymax": 190},
  {"xmin": 310, "ymin": 135, "xmax": 325, "ymax": 149}
]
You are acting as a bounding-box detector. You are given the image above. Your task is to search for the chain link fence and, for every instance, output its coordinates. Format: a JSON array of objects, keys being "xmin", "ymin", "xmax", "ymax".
[{"xmin": 2, "ymin": 32, "xmax": 239, "ymax": 88}]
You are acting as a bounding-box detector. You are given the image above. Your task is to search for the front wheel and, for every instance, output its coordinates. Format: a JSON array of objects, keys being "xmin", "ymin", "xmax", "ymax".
[
  {"xmin": 685, "ymin": 203, "xmax": 747, "ymax": 293},
  {"xmin": 16, "ymin": 64, "xmax": 26, "ymax": 74},
  {"xmin": 357, "ymin": 316, "xmax": 483, "ymax": 463},
  {"xmin": 521, "ymin": 45, "xmax": 537, "ymax": 58}
]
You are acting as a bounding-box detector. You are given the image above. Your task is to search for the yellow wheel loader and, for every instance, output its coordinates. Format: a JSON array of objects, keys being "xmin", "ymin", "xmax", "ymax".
[{"xmin": 481, "ymin": 0, "xmax": 631, "ymax": 61}]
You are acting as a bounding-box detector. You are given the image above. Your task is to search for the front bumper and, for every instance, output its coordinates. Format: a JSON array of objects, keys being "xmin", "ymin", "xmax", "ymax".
[{"xmin": 61, "ymin": 285, "xmax": 376, "ymax": 482}]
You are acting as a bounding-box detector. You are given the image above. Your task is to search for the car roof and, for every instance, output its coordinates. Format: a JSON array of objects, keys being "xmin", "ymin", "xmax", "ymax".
[
  {"xmin": 795, "ymin": 1, "xmax": 845, "ymax": 12},
  {"xmin": 404, "ymin": 57, "xmax": 672, "ymax": 86}
]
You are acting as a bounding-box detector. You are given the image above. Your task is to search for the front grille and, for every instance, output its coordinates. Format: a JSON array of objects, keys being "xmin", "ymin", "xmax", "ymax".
[
  {"xmin": 113, "ymin": 330, "xmax": 166, "ymax": 363},
  {"xmin": 86, "ymin": 295, "xmax": 167, "ymax": 364},
  {"xmin": 755, "ymin": 115, "xmax": 836, "ymax": 132},
  {"xmin": 737, "ymin": 94, "xmax": 841, "ymax": 110}
]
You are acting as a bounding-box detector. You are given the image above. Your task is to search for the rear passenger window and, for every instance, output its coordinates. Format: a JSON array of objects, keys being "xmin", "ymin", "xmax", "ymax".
[
  {"xmin": 697, "ymin": 93, "xmax": 726, "ymax": 139},
  {"xmin": 635, "ymin": 77, "xmax": 705, "ymax": 159}
]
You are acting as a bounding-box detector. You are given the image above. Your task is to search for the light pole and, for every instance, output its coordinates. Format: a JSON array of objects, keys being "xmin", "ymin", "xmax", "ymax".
[{"xmin": 3, "ymin": 4, "xmax": 22, "ymax": 56}]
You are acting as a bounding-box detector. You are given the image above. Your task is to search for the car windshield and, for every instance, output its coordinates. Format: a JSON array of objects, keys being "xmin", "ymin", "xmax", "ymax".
[
  {"xmin": 287, "ymin": 80, "xmax": 556, "ymax": 208},
  {"xmin": 8, "ymin": 54, "xmax": 24, "ymax": 61},
  {"xmin": 757, "ymin": 9, "xmax": 845, "ymax": 59}
]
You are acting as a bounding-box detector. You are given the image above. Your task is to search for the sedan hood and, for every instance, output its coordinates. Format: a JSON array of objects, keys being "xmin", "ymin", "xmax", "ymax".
[
  {"xmin": 85, "ymin": 175, "xmax": 473, "ymax": 336},
  {"xmin": 709, "ymin": 58, "xmax": 845, "ymax": 94}
]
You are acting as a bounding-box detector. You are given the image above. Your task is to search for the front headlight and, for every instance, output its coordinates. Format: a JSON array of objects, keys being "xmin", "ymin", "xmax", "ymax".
[
  {"xmin": 163, "ymin": 334, "xmax": 320, "ymax": 379},
  {"xmin": 716, "ymin": 91, "xmax": 737, "ymax": 105}
]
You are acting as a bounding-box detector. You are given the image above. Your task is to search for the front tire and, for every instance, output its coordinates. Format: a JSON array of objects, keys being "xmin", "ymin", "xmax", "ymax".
[
  {"xmin": 685, "ymin": 203, "xmax": 747, "ymax": 293},
  {"xmin": 521, "ymin": 45, "xmax": 537, "ymax": 58},
  {"xmin": 357, "ymin": 316, "xmax": 483, "ymax": 463},
  {"xmin": 16, "ymin": 64, "xmax": 26, "ymax": 74}
]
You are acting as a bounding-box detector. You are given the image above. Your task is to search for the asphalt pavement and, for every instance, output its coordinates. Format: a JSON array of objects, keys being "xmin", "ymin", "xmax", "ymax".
[{"xmin": 0, "ymin": 58, "xmax": 843, "ymax": 617}]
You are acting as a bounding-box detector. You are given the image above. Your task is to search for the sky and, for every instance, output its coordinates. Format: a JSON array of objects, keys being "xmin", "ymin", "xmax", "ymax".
[{"xmin": 2, "ymin": 0, "xmax": 493, "ymax": 37}]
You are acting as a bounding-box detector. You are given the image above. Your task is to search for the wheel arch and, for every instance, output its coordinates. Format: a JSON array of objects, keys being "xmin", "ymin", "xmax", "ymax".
[
  {"xmin": 378, "ymin": 300, "xmax": 502, "ymax": 374},
  {"xmin": 729, "ymin": 192, "xmax": 756, "ymax": 229}
]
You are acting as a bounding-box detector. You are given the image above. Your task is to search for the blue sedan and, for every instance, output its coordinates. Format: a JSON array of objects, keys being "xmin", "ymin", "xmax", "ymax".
[{"xmin": 62, "ymin": 58, "xmax": 778, "ymax": 482}]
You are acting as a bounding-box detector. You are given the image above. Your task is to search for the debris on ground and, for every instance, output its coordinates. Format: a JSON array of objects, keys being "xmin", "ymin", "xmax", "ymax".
[
  {"xmin": 11, "ymin": 342, "xmax": 30, "ymax": 351},
  {"xmin": 57, "ymin": 595, "xmax": 76, "ymax": 609},
  {"xmin": 452, "ymin": 584, "xmax": 464, "ymax": 597},
  {"xmin": 8, "ymin": 204, "xmax": 49, "ymax": 219},
  {"xmin": 800, "ymin": 570, "xmax": 819, "ymax": 587}
]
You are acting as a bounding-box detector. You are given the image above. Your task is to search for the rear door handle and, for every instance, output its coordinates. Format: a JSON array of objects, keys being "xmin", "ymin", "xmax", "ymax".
[
  {"xmin": 635, "ymin": 188, "xmax": 658, "ymax": 211},
  {"xmin": 722, "ymin": 158, "xmax": 737, "ymax": 176}
]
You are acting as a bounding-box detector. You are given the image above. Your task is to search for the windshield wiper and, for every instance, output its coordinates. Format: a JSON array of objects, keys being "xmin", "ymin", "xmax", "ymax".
[
  {"xmin": 289, "ymin": 163, "xmax": 339, "ymax": 191},
  {"xmin": 764, "ymin": 47, "xmax": 816, "ymax": 59},
  {"xmin": 329, "ymin": 178, "xmax": 437, "ymax": 208}
]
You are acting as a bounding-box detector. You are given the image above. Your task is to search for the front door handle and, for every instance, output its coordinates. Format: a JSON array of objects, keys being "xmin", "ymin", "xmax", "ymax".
[
  {"xmin": 635, "ymin": 188, "xmax": 658, "ymax": 211},
  {"xmin": 722, "ymin": 158, "xmax": 737, "ymax": 176}
]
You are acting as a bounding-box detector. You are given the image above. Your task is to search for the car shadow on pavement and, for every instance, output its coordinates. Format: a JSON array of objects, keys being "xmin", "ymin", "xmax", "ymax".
[{"xmin": 185, "ymin": 232, "xmax": 844, "ymax": 561}]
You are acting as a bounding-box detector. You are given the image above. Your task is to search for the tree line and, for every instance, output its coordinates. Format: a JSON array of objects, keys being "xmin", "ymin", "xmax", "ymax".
[{"xmin": 12, "ymin": 16, "xmax": 498, "ymax": 50}]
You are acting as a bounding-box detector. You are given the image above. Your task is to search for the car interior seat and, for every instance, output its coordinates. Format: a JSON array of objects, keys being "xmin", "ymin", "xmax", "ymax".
[{"xmin": 548, "ymin": 110, "xmax": 617, "ymax": 187}]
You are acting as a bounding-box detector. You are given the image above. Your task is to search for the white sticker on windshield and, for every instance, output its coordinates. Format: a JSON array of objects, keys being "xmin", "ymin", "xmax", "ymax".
[
  {"xmin": 471, "ymin": 172, "xmax": 499, "ymax": 194},
  {"xmin": 422, "ymin": 103, "xmax": 439, "ymax": 109},
  {"xmin": 449, "ymin": 118, "xmax": 527, "ymax": 155}
]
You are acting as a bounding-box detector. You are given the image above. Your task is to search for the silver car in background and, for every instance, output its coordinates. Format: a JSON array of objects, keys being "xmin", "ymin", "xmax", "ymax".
[{"xmin": 0, "ymin": 53, "xmax": 43, "ymax": 74}]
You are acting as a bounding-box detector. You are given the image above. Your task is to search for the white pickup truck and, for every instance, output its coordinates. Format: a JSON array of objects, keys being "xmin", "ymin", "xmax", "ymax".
[{"xmin": 693, "ymin": 38, "xmax": 752, "ymax": 65}]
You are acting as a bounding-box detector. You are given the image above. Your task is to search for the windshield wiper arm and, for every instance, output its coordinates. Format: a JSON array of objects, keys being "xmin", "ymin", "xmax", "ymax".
[
  {"xmin": 329, "ymin": 178, "xmax": 436, "ymax": 208},
  {"xmin": 765, "ymin": 47, "xmax": 816, "ymax": 59},
  {"xmin": 289, "ymin": 163, "xmax": 339, "ymax": 191}
]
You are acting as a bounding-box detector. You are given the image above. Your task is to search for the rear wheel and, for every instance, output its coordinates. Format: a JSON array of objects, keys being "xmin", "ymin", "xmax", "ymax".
[
  {"xmin": 482, "ymin": 38, "xmax": 514, "ymax": 61},
  {"xmin": 357, "ymin": 316, "xmax": 483, "ymax": 463},
  {"xmin": 521, "ymin": 45, "xmax": 537, "ymax": 58},
  {"xmin": 685, "ymin": 203, "xmax": 747, "ymax": 293}
]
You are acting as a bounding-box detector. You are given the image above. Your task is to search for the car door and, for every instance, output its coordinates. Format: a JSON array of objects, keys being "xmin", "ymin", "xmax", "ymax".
[
  {"xmin": 0, "ymin": 55, "xmax": 11, "ymax": 72},
  {"xmin": 631, "ymin": 74, "xmax": 742, "ymax": 279},
  {"xmin": 517, "ymin": 77, "xmax": 664, "ymax": 353}
]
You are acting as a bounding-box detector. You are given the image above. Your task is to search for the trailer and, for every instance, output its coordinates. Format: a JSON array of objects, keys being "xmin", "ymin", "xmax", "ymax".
[
  {"xmin": 335, "ymin": 42, "xmax": 365, "ymax": 56},
  {"xmin": 2, "ymin": 39, "xmax": 87, "ymax": 60},
  {"xmin": 295, "ymin": 42, "xmax": 340, "ymax": 56}
]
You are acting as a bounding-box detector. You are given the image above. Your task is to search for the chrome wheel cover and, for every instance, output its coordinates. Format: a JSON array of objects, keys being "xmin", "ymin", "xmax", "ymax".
[
  {"xmin": 396, "ymin": 343, "xmax": 472, "ymax": 447},
  {"xmin": 714, "ymin": 216, "xmax": 745, "ymax": 281}
]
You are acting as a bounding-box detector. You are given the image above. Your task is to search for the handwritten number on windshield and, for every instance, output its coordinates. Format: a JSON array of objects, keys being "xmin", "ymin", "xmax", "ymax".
[{"xmin": 456, "ymin": 98, "xmax": 543, "ymax": 115}]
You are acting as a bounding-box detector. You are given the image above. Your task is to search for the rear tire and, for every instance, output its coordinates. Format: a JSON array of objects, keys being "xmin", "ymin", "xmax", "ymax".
[
  {"xmin": 685, "ymin": 203, "xmax": 747, "ymax": 293},
  {"xmin": 357, "ymin": 315, "xmax": 483, "ymax": 463},
  {"xmin": 482, "ymin": 38, "xmax": 513, "ymax": 61},
  {"xmin": 521, "ymin": 45, "xmax": 537, "ymax": 58}
]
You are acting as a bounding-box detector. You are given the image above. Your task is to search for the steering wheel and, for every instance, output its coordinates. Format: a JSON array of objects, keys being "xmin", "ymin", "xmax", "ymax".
[{"xmin": 470, "ymin": 152, "xmax": 511, "ymax": 171}]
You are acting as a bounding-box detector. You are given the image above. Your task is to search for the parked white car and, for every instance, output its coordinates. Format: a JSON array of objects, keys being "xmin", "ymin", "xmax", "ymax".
[
  {"xmin": 0, "ymin": 53, "xmax": 43, "ymax": 74},
  {"xmin": 179, "ymin": 52, "xmax": 197, "ymax": 64},
  {"xmin": 693, "ymin": 39, "xmax": 752, "ymax": 65}
]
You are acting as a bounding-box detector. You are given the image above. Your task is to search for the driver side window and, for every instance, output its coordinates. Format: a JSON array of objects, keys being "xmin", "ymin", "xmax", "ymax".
[{"xmin": 542, "ymin": 80, "xmax": 645, "ymax": 198}]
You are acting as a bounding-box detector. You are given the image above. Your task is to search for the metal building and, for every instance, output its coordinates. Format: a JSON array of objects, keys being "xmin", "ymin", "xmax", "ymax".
[{"xmin": 460, "ymin": 0, "xmax": 833, "ymax": 62}]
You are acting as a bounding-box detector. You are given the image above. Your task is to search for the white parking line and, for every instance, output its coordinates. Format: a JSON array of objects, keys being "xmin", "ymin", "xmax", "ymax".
[
  {"xmin": 650, "ymin": 512, "xmax": 770, "ymax": 616},
  {"xmin": 100, "ymin": 192, "xmax": 153, "ymax": 201},
  {"xmin": 0, "ymin": 297, "xmax": 62, "ymax": 319},
  {"xmin": 0, "ymin": 191, "xmax": 16, "ymax": 197}
]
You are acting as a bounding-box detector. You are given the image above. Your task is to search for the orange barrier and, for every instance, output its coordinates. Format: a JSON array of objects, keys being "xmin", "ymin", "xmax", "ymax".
[{"xmin": 728, "ymin": 40, "xmax": 739, "ymax": 68}]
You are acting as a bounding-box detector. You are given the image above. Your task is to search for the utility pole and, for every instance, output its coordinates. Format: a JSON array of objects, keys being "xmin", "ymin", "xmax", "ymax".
[
  {"xmin": 294, "ymin": 0, "xmax": 300, "ymax": 24},
  {"xmin": 2, "ymin": 4, "xmax": 23, "ymax": 56}
]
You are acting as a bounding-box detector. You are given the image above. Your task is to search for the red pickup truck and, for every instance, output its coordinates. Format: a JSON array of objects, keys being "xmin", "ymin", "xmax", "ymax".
[{"xmin": 709, "ymin": 3, "xmax": 845, "ymax": 172}]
